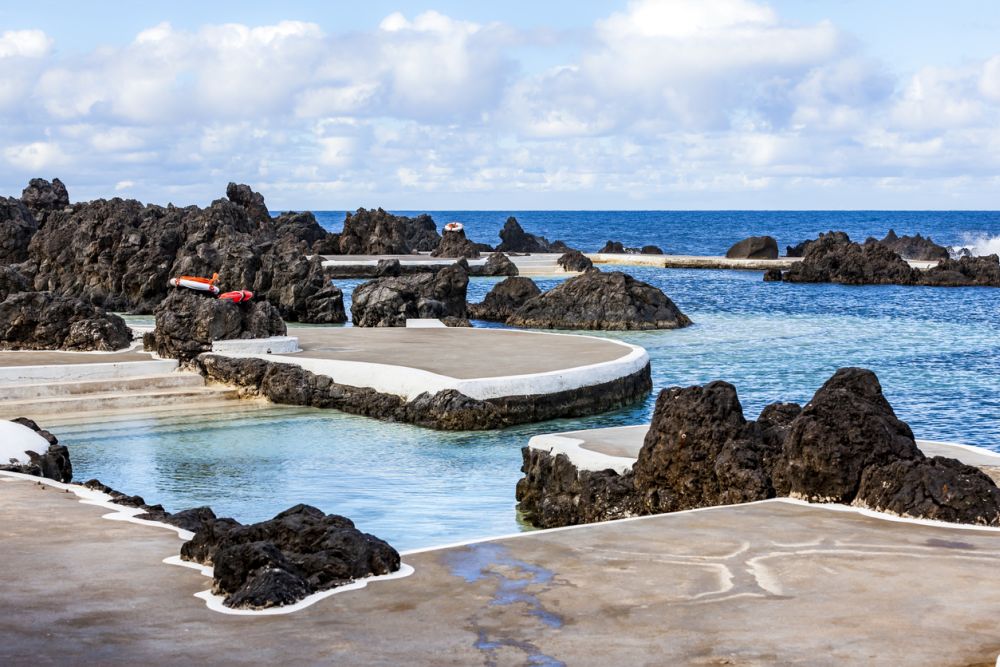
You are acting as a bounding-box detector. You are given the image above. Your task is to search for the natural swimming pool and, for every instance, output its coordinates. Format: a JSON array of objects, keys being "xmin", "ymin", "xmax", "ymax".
[{"xmin": 65, "ymin": 268, "xmax": 1000, "ymax": 550}]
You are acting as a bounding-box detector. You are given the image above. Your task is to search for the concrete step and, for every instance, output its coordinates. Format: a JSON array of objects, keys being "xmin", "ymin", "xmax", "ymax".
[
  {"xmin": 0, "ymin": 359, "xmax": 178, "ymax": 386},
  {"xmin": 0, "ymin": 374, "xmax": 206, "ymax": 401},
  {"xmin": 0, "ymin": 386, "xmax": 242, "ymax": 420}
]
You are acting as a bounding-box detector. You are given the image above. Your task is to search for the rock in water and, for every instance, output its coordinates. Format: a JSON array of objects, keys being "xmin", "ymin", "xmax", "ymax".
[
  {"xmin": 468, "ymin": 276, "xmax": 541, "ymax": 321},
  {"xmin": 180, "ymin": 504, "xmax": 401, "ymax": 610},
  {"xmin": 338, "ymin": 208, "xmax": 440, "ymax": 255},
  {"xmin": 780, "ymin": 233, "xmax": 916, "ymax": 285},
  {"xmin": 868, "ymin": 229, "xmax": 949, "ymax": 262},
  {"xmin": 919, "ymin": 254, "xmax": 1000, "ymax": 287},
  {"xmin": 726, "ymin": 236, "xmax": 778, "ymax": 260},
  {"xmin": 469, "ymin": 252, "xmax": 518, "ymax": 277},
  {"xmin": 147, "ymin": 289, "xmax": 286, "ymax": 361},
  {"xmin": 772, "ymin": 368, "xmax": 922, "ymax": 502},
  {"xmin": 495, "ymin": 217, "xmax": 572, "ymax": 254},
  {"xmin": 557, "ymin": 250, "xmax": 594, "ymax": 272},
  {"xmin": 0, "ymin": 418, "xmax": 72, "ymax": 482},
  {"xmin": 351, "ymin": 263, "xmax": 468, "ymax": 327},
  {"xmin": 0, "ymin": 197, "xmax": 38, "ymax": 263},
  {"xmin": 507, "ymin": 270, "xmax": 691, "ymax": 330},
  {"xmin": 431, "ymin": 227, "xmax": 481, "ymax": 259},
  {"xmin": 0, "ymin": 291, "xmax": 131, "ymax": 351},
  {"xmin": 21, "ymin": 177, "xmax": 69, "ymax": 214},
  {"xmin": 785, "ymin": 231, "xmax": 851, "ymax": 258}
]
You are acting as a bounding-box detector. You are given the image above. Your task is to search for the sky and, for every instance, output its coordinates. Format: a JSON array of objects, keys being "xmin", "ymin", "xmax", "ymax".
[{"xmin": 1, "ymin": 0, "xmax": 999, "ymax": 210}]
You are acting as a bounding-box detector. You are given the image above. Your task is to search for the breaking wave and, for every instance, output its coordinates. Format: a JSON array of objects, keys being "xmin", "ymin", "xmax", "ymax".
[{"xmin": 949, "ymin": 233, "xmax": 1000, "ymax": 258}]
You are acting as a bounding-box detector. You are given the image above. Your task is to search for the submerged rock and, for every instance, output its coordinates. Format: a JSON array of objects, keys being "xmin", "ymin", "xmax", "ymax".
[
  {"xmin": 430, "ymin": 227, "xmax": 481, "ymax": 259},
  {"xmin": 596, "ymin": 240, "xmax": 663, "ymax": 254},
  {"xmin": 0, "ymin": 418, "xmax": 72, "ymax": 482},
  {"xmin": 0, "ymin": 291, "xmax": 131, "ymax": 351},
  {"xmin": 557, "ymin": 250, "xmax": 594, "ymax": 272},
  {"xmin": 180, "ymin": 503, "xmax": 401, "ymax": 610},
  {"xmin": 338, "ymin": 208, "xmax": 440, "ymax": 255},
  {"xmin": 351, "ymin": 262, "xmax": 468, "ymax": 327},
  {"xmin": 468, "ymin": 276, "xmax": 541, "ymax": 322},
  {"xmin": 495, "ymin": 217, "xmax": 572, "ymax": 254},
  {"xmin": 146, "ymin": 289, "xmax": 286, "ymax": 361},
  {"xmin": 507, "ymin": 270, "xmax": 691, "ymax": 330},
  {"xmin": 868, "ymin": 229, "xmax": 949, "ymax": 262},
  {"xmin": 726, "ymin": 236, "xmax": 778, "ymax": 260}
]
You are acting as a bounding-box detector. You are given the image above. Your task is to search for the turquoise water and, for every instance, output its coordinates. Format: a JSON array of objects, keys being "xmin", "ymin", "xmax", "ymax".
[{"xmin": 65, "ymin": 267, "xmax": 1000, "ymax": 550}]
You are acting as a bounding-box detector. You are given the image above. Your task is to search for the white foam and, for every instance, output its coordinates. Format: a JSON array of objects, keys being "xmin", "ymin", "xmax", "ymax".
[
  {"xmin": 0, "ymin": 421, "xmax": 51, "ymax": 464},
  {"xmin": 951, "ymin": 233, "xmax": 1000, "ymax": 257}
]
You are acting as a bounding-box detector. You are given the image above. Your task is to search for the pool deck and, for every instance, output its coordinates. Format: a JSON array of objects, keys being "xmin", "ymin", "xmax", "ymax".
[
  {"xmin": 529, "ymin": 424, "xmax": 1000, "ymax": 478},
  {"xmin": 211, "ymin": 327, "xmax": 649, "ymax": 401},
  {"xmin": 3, "ymin": 473, "xmax": 1000, "ymax": 666},
  {"xmin": 320, "ymin": 252, "xmax": 577, "ymax": 277}
]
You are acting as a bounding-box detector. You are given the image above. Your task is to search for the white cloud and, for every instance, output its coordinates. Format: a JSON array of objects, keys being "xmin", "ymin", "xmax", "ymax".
[
  {"xmin": 4, "ymin": 142, "xmax": 67, "ymax": 171},
  {"xmin": 115, "ymin": 180, "xmax": 135, "ymax": 191}
]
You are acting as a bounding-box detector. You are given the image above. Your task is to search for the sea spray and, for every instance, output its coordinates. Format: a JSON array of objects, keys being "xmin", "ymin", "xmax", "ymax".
[{"xmin": 950, "ymin": 233, "xmax": 1000, "ymax": 258}]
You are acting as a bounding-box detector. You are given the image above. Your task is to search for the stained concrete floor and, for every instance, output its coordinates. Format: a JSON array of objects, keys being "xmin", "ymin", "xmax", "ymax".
[
  {"xmin": 288, "ymin": 327, "xmax": 632, "ymax": 379},
  {"xmin": 0, "ymin": 348, "xmax": 154, "ymax": 367},
  {"xmin": 2, "ymin": 476, "xmax": 1000, "ymax": 666}
]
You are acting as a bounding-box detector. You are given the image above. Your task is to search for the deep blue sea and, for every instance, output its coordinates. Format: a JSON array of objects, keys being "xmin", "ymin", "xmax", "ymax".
[
  {"xmin": 311, "ymin": 209, "xmax": 1000, "ymax": 256},
  {"xmin": 64, "ymin": 211, "xmax": 1000, "ymax": 550}
]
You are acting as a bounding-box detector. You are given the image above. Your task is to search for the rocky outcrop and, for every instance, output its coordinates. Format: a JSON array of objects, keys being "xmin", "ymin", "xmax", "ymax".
[
  {"xmin": 469, "ymin": 252, "xmax": 518, "ymax": 277},
  {"xmin": 468, "ymin": 277, "xmax": 541, "ymax": 321},
  {"xmin": 350, "ymin": 263, "xmax": 468, "ymax": 327},
  {"xmin": 225, "ymin": 182, "xmax": 270, "ymax": 225},
  {"xmin": 0, "ymin": 266, "xmax": 30, "ymax": 301},
  {"xmin": 146, "ymin": 289, "xmax": 286, "ymax": 361},
  {"xmin": 507, "ymin": 271, "xmax": 691, "ymax": 330},
  {"xmin": 867, "ymin": 230, "xmax": 949, "ymax": 262},
  {"xmin": 518, "ymin": 368, "xmax": 1000, "ymax": 528},
  {"xmin": 0, "ymin": 418, "xmax": 72, "ymax": 482},
  {"xmin": 0, "ymin": 291, "xmax": 131, "ymax": 351},
  {"xmin": 337, "ymin": 208, "xmax": 440, "ymax": 255},
  {"xmin": 495, "ymin": 217, "xmax": 571, "ymax": 254},
  {"xmin": 197, "ymin": 353, "xmax": 651, "ymax": 430},
  {"xmin": 430, "ymin": 227, "xmax": 481, "ymax": 259},
  {"xmin": 179, "ymin": 504, "xmax": 400, "ymax": 610},
  {"xmin": 596, "ymin": 240, "xmax": 664, "ymax": 255},
  {"xmin": 725, "ymin": 236, "xmax": 778, "ymax": 260},
  {"xmin": 919, "ymin": 254, "xmax": 1000, "ymax": 287},
  {"xmin": 21, "ymin": 177, "xmax": 69, "ymax": 215},
  {"xmin": 786, "ymin": 231, "xmax": 850, "ymax": 257},
  {"xmin": 0, "ymin": 197, "xmax": 38, "ymax": 263},
  {"xmin": 557, "ymin": 250, "xmax": 594, "ymax": 272}
]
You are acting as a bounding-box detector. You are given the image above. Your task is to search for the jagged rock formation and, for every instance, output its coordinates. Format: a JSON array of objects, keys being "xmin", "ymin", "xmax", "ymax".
[
  {"xmin": 11, "ymin": 180, "xmax": 342, "ymax": 320},
  {"xmin": 725, "ymin": 236, "xmax": 778, "ymax": 260},
  {"xmin": 145, "ymin": 289, "xmax": 286, "ymax": 361},
  {"xmin": 179, "ymin": 504, "xmax": 400, "ymax": 610},
  {"xmin": 507, "ymin": 271, "xmax": 691, "ymax": 330},
  {"xmin": 0, "ymin": 291, "xmax": 131, "ymax": 351},
  {"xmin": 786, "ymin": 231, "xmax": 850, "ymax": 257},
  {"xmin": 350, "ymin": 263, "xmax": 469, "ymax": 327},
  {"xmin": 597, "ymin": 241, "xmax": 663, "ymax": 255},
  {"xmin": 495, "ymin": 217, "xmax": 571, "ymax": 254},
  {"xmin": 557, "ymin": 250, "xmax": 594, "ymax": 272},
  {"xmin": 866, "ymin": 229, "xmax": 949, "ymax": 262},
  {"xmin": 470, "ymin": 252, "xmax": 518, "ymax": 277},
  {"xmin": 0, "ymin": 266, "xmax": 30, "ymax": 301},
  {"xmin": 0, "ymin": 418, "xmax": 72, "ymax": 482},
  {"xmin": 920, "ymin": 254, "xmax": 1000, "ymax": 286},
  {"xmin": 336, "ymin": 208, "xmax": 440, "ymax": 255},
  {"xmin": 0, "ymin": 197, "xmax": 37, "ymax": 263},
  {"xmin": 468, "ymin": 277, "xmax": 541, "ymax": 321},
  {"xmin": 21, "ymin": 177, "xmax": 69, "ymax": 215},
  {"xmin": 430, "ymin": 227, "xmax": 481, "ymax": 259},
  {"xmin": 518, "ymin": 368, "xmax": 1000, "ymax": 528}
]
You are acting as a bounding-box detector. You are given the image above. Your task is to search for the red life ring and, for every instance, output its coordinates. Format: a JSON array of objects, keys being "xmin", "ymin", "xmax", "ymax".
[{"xmin": 444, "ymin": 222, "xmax": 464, "ymax": 233}]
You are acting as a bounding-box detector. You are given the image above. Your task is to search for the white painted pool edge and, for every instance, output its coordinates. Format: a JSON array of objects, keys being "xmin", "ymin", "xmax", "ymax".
[
  {"xmin": 0, "ymin": 358, "xmax": 179, "ymax": 385},
  {"xmin": 212, "ymin": 329, "xmax": 649, "ymax": 401}
]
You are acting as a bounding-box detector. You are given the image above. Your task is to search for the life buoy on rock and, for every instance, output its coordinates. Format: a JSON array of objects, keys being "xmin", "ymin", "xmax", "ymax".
[
  {"xmin": 444, "ymin": 222, "xmax": 464, "ymax": 233},
  {"xmin": 218, "ymin": 290, "xmax": 253, "ymax": 303},
  {"xmin": 168, "ymin": 273, "xmax": 220, "ymax": 294}
]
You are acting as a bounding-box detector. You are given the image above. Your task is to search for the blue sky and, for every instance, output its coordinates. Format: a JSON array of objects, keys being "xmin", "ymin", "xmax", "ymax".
[{"xmin": 1, "ymin": 1, "xmax": 999, "ymax": 209}]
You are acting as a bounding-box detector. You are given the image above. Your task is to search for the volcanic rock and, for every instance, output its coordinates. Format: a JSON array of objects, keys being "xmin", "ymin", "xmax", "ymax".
[
  {"xmin": 469, "ymin": 252, "xmax": 518, "ymax": 277},
  {"xmin": 597, "ymin": 241, "xmax": 664, "ymax": 254},
  {"xmin": 507, "ymin": 270, "xmax": 691, "ymax": 330},
  {"xmin": 21, "ymin": 177, "xmax": 69, "ymax": 214},
  {"xmin": 0, "ymin": 197, "xmax": 38, "ymax": 263},
  {"xmin": 0, "ymin": 266, "xmax": 29, "ymax": 301},
  {"xmin": 786, "ymin": 231, "xmax": 851, "ymax": 257},
  {"xmin": 780, "ymin": 233, "xmax": 916, "ymax": 285},
  {"xmin": 762, "ymin": 268, "xmax": 783, "ymax": 282},
  {"xmin": 351, "ymin": 262, "xmax": 468, "ymax": 327},
  {"xmin": 226, "ymin": 182, "xmax": 270, "ymax": 224},
  {"xmin": 868, "ymin": 229, "xmax": 949, "ymax": 262},
  {"xmin": 496, "ymin": 217, "xmax": 572, "ymax": 254},
  {"xmin": 919, "ymin": 254, "xmax": 1000, "ymax": 287},
  {"xmin": 468, "ymin": 277, "xmax": 541, "ymax": 321},
  {"xmin": 431, "ymin": 227, "xmax": 481, "ymax": 259},
  {"xmin": 338, "ymin": 208, "xmax": 440, "ymax": 255},
  {"xmin": 0, "ymin": 418, "xmax": 72, "ymax": 482},
  {"xmin": 147, "ymin": 289, "xmax": 286, "ymax": 361},
  {"xmin": 0, "ymin": 291, "xmax": 131, "ymax": 351},
  {"xmin": 180, "ymin": 503, "xmax": 401, "ymax": 610},
  {"xmin": 726, "ymin": 236, "xmax": 778, "ymax": 260},
  {"xmin": 557, "ymin": 250, "xmax": 594, "ymax": 272}
]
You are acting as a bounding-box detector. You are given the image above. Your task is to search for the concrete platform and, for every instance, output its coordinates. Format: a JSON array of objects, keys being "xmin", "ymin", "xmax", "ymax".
[
  {"xmin": 588, "ymin": 253, "xmax": 941, "ymax": 271},
  {"xmin": 3, "ymin": 474, "xmax": 1000, "ymax": 665},
  {"xmin": 0, "ymin": 348, "xmax": 155, "ymax": 368},
  {"xmin": 320, "ymin": 252, "xmax": 576, "ymax": 277},
  {"xmin": 529, "ymin": 424, "xmax": 1000, "ymax": 478},
  {"xmin": 211, "ymin": 326, "xmax": 649, "ymax": 401}
]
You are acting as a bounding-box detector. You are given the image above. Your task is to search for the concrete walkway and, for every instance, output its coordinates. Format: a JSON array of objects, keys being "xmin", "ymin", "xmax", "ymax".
[
  {"xmin": 320, "ymin": 252, "xmax": 577, "ymax": 277},
  {"xmin": 3, "ymin": 475, "xmax": 1000, "ymax": 666}
]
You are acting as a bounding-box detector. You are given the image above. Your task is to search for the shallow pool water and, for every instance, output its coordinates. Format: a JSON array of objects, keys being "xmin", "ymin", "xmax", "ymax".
[{"xmin": 66, "ymin": 268, "xmax": 1000, "ymax": 550}]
